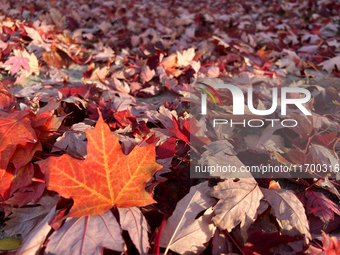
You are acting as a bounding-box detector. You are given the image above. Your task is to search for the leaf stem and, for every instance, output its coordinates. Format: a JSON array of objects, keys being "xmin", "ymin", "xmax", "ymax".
[
  {"xmin": 312, "ymin": 237, "xmax": 324, "ymax": 251},
  {"xmin": 223, "ymin": 230, "xmax": 245, "ymax": 255},
  {"xmin": 152, "ymin": 216, "xmax": 166, "ymax": 255}
]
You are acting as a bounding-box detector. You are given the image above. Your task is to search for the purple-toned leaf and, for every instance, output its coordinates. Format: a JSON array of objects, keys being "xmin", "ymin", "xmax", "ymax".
[
  {"xmin": 209, "ymin": 178, "xmax": 263, "ymax": 240},
  {"xmin": 261, "ymin": 188, "xmax": 311, "ymax": 240},
  {"xmin": 160, "ymin": 182, "xmax": 217, "ymax": 255},
  {"xmin": 118, "ymin": 207, "xmax": 150, "ymax": 255},
  {"xmin": 4, "ymin": 56, "xmax": 30, "ymax": 75},
  {"xmin": 304, "ymin": 190, "xmax": 340, "ymax": 223},
  {"xmin": 45, "ymin": 210, "xmax": 125, "ymax": 255}
]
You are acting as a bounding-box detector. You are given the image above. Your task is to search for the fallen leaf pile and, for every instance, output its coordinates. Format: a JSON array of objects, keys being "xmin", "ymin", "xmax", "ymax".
[{"xmin": 1, "ymin": 0, "xmax": 340, "ymax": 254}]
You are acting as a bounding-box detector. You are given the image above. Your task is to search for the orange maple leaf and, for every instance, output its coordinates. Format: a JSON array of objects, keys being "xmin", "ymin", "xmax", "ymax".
[
  {"xmin": 42, "ymin": 42, "xmax": 73, "ymax": 69},
  {"xmin": 38, "ymin": 113, "xmax": 162, "ymax": 217},
  {"xmin": 0, "ymin": 111, "xmax": 38, "ymax": 170}
]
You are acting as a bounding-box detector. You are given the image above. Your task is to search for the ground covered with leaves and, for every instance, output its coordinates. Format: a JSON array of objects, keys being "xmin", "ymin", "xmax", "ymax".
[{"xmin": 1, "ymin": 0, "xmax": 340, "ymax": 254}]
